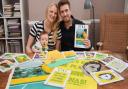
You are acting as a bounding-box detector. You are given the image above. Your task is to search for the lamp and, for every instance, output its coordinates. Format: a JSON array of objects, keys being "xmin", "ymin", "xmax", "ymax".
[{"xmin": 84, "ymin": 0, "xmax": 95, "ymax": 48}]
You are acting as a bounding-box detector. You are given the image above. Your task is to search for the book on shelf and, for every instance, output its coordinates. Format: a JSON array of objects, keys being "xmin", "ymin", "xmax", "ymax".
[
  {"xmin": 8, "ymin": 40, "xmax": 22, "ymax": 53},
  {"xmin": 0, "ymin": 10, "xmax": 3, "ymax": 17},
  {"xmin": 74, "ymin": 24, "xmax": 89, "ymax": 48},
  {"xmin": 90, "ymin": 70, "xmax": 124, "ymax": 85},
  {"xmin": 3, "ymin": 5, "xmax": 13, "ymax": 17},
  {"xmin": 0, "ymin": 41, "xmax": 5, "ymax": 52}
]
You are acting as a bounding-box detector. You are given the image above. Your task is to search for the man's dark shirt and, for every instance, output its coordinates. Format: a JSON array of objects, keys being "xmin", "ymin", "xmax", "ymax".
[{"xmin": 59, "ymin": 16, "xmax": 92, "ymax": 51}]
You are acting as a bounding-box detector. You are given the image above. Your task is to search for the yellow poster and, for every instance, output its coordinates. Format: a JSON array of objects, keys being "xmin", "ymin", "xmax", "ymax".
[{"xmin": 59, "ymin": 60, "xmax": 97, "ymax": 89}]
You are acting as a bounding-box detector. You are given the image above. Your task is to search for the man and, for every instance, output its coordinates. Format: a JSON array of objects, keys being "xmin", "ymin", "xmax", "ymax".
[{"xmin": 58, "ymin": 0, "xmax": 92, "ymax": 51}]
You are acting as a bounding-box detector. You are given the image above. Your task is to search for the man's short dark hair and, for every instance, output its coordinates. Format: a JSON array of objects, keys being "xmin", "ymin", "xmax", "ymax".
[{"xmin": 58, "ymin": 0, "xmax": 70, "ymax": 10}]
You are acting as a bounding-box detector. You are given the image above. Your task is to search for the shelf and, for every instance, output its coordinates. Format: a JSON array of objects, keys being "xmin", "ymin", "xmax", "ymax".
[{"xmin": 0, "ymin": 0, "xmax": 28, "ymax": 53}]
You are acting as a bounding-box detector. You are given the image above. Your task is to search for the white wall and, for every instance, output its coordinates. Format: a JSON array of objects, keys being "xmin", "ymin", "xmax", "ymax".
[{"xmin": 124, "ymin": 0, "xmax": 128, "ymax": 13}]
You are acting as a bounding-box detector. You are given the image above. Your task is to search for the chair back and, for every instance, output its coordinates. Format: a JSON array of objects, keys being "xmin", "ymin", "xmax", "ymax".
[{"xmin": 100, "ymin": 13, "xmax": 128, "ymax": 53}]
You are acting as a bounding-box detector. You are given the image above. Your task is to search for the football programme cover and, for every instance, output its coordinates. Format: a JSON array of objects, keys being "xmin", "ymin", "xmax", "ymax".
[{"xmin": 74, "ymin": 24, "xmax": 89, "ymax": 48}]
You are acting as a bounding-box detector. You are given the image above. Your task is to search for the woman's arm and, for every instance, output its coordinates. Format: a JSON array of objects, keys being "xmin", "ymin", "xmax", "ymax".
[
  {"xmin": 56, "ymin": 40, "xmax": 61, "ymax": 51},
  {"xmin": 26, "ymin": 35, "xmax": 35, "ymax": 54}
]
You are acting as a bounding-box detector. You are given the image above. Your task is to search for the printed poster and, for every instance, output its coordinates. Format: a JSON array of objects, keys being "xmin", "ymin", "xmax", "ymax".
[
  {"xmin": 59, "ymin": 60, "xmax": 97, "ymax": 89},
  {"xmin": 44, "ymin": 67, "xmax": 71, "ymax": 88}
]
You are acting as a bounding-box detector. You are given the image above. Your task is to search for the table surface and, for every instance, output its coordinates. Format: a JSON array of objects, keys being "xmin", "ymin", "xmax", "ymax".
[{"xmin": 0, "ymin": 51, "xmax": 128, "ymax": 89}]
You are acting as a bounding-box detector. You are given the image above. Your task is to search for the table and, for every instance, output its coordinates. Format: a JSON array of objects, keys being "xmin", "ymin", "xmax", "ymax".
[{"xmin": 0, "ymin": 51, "xmax": 128, "ymax": 89}]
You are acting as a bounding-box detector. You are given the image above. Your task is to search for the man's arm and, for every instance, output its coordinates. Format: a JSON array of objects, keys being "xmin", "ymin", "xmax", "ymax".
[{"xmin": 26, "ymin": 35, "xmax": 35, "ymax": 54}]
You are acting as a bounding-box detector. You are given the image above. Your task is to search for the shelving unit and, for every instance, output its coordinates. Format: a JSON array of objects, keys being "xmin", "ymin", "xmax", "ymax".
[{"xmin": 0, "ymin": 0, "xmax": 28, "ymax": 53}]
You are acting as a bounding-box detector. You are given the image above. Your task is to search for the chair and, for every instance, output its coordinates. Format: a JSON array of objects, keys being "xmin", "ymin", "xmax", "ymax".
[{"xmin": 97, "ymin": 13, "xmax": 128, "ymax": 60}]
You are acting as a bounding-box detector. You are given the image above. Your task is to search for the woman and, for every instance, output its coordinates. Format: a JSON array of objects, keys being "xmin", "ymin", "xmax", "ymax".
[{"xmin": 26, "ymin": 3, "xmax": 61, "ymax": 54}]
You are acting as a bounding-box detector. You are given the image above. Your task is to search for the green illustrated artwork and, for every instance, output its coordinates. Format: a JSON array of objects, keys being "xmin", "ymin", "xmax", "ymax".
[{"xmin": 14, "ymin": 54, "xmax": 30, "ymax": 63}]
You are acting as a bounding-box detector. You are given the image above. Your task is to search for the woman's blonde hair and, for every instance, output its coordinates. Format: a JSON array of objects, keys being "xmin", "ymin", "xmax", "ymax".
[{"xmin": 45, "ymin": 3, "xmax": 60, "ymax": 44}]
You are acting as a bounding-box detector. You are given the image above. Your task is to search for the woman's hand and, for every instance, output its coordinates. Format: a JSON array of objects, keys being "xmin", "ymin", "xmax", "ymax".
[{"xmin": 26, "ymin": 47, "xmax": 33, "ymax": 55}]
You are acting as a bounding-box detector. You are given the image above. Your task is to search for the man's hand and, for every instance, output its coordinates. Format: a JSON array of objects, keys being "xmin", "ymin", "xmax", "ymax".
[{"xmin": 84, "ymin": 39, "xmax": 91, "ymax": 48}]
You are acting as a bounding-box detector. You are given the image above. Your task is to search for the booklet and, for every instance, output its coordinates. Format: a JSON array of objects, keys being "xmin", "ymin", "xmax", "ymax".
[
  {"xmin": 14, "ymin": 54, "xmax": 31, "ymax": 64},
  {"xmin": 44, "ymin": 67, "xmax": 71, "ymax": 88},
  {"xmin": 0, "ymin": 58, "xmax": 17, "ymax": 72},
  {"xmin": 95, "ymin": 52, "xmax": 108, "ymax": 60},
  {"xmin": 106, "ymin": 58, "xmax": 128, "ymax": 73},
  {"xmin": 74, "ymin": 24, "xmax": 89, "ymax": 48},
  {"xmin": 32, "ymin": 51, "xmax": 48, "ymax": 60},
  {"xmin": 90, "ymin": 70, "xmax": 124, "ymax": 85},
  {"xmin": 100, "ymin": 56, "xmax": 115, "ymax": 64},
  {"xmin": 62, "ymin": 51, "xmax": 76, "ymax": 58},
  {"xmin": 0, "ymin": 53, "xmax": 19, "ymax": 59},
  {"xmin": 84, "ymin": 51, "xmax": 96, "ymax": 59},
  {"xmin": 75, "ymin": 51, "xmax": 86, "ymax": 60},
  {"xmin": 100, "ymin": 56, "xmax": 128, "ymax": 73}
]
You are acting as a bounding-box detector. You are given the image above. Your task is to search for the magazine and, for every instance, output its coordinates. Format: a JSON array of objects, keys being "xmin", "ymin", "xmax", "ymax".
[
  {"xmin": 44, "ymin": 67, "xmax": 71, "ymax": 88},
  {"xmin": 74, "ymin": 24, "xmax": 89, "ymax": 48},
  {"xmin": 0, "ymin": 58, "xmax": 17, "ymax": 72},
  {"xmin": 90, "ymin": 70, "xmax": 124, "ymax": 85}
]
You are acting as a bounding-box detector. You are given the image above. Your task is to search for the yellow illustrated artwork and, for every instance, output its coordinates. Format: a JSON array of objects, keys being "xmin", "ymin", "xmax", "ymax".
[
  {"xmin": 44, "ymin": 50, "xmax": 65, "ymax": 64},
  {"xmin": 59, "ymin": 60, "xmax": 97, "ymax": 89},
  {"xmin": 90, "ymin": 70, "xmax": 124, "ymax": 85},
  {"xmin": 63, "ymin": 51, "xmax": 76, "ymax": 58}
]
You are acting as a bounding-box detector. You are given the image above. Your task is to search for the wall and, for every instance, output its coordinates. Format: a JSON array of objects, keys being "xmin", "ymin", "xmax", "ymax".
[
  {"xmin": 28, "ymin": 0, "xmax": 125, "ymax": 20},
  {"xmin": 28, "ymin": 0, "xmax": 91, "ymax": 20},
  {"xmin": 124, "ymin": 0, "xmax": 128, "ymax": 13}
]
